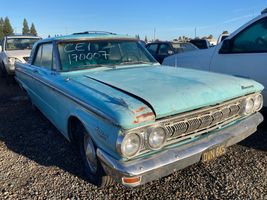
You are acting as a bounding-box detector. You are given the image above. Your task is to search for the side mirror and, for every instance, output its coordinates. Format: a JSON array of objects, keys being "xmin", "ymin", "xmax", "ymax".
[
  {"xmin": 219, "ymin": 39, "xmax": 232, "ymax": 54},
  {"xmin": 168, "ymin": 50, "xmax": 174, "ymax": 55}
]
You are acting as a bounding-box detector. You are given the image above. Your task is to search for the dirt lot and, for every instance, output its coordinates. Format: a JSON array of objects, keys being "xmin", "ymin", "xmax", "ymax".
[{"xmin": 0, "ymin": 78, "xmax": 267, "ymax": 200}]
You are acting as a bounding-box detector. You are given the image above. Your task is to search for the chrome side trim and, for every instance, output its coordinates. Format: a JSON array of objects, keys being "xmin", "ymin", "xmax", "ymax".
[
  {"xmin": 15, "ymin": 67, "xmax": 119, "ymax": 126},
  {"xmin": 97, "ymin": 112, "xmax": 263, "ymax": 187}
]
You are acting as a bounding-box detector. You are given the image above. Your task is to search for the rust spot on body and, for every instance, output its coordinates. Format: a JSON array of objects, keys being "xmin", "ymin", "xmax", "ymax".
[
  {"xmin": 134, "ymin": 106, "xmax": 146, "ymax": 113},
  {"xmin": 133, "ymin": 112, "xmax": 155, "ymax": 124}
]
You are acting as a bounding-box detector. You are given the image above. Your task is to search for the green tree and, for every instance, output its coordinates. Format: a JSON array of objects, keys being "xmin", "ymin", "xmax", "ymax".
[
  {"xmin": 22, "ymin": 18, "xmax": 30, "ymax": 34},
  {"xmin": 222, "ymin": 30, "xmax": 229, "ymax": 34},
  {"xmin": 3, "ymin": 17, "xmax": 13, "ymax": 36},
  {"xmin": 30, "ymin": 23, "xmax": 37, "ymax": 36},
  {"xmin": 135, "ymin": 34, "xmax": 140, "ymax": 40},
  {"xmin": 144, "ymin": 36, "xmax": 148, "ymax": 43},
  {"xmin": 0, "ymin": 18, "xmax": 4, "ymax": 39},
  {"xmin": 207, "ymin": 34, "xmax": 213, "ymax": 39}
]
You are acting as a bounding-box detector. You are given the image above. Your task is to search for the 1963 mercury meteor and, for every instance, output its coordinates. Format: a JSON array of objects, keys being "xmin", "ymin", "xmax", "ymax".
[{"xmin": 15, "ymin": 32, "xmax": 264, "ymax": 187}]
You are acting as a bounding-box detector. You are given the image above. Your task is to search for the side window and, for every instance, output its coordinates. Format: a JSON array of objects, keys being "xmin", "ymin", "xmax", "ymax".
[
  {"xmin": 158, "ymin": 44, "xmax": 171, "ymax": 55},
  {"xmin": 34, "ymin": 45, "xmax": 42, "ymax": 66},
  {"xmin": 147, "ymin": 44, "xmax": 158, "ymax": 55},
  {"xmin": 41, "ymin": 44, "xmax": 53, "ymax": 68},
  {"xmin": 33, "ymin": 43, "xmax": 53, "ymax": 69},
  {"xmin": 232, "ymin": 17, "xmax": 267, "ymax": 53}
]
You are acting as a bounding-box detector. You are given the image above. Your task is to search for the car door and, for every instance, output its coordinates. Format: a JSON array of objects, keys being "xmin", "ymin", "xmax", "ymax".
[
  {"xmin": 29, "ymin": 42, "xmax": 62, "ymax": 123},
  {"xmin": 157, "ymin": 43, "xmax": 173, "ymax": 64},
  {"xmin": 210, "ymin": 16, "xmax": 267, "ymax": 106}
]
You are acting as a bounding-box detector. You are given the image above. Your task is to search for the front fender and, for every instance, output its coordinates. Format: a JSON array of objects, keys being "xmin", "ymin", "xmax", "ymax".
[{"xmin": 69, "ymin": 107, "xmax": 122, "ymax": 160}]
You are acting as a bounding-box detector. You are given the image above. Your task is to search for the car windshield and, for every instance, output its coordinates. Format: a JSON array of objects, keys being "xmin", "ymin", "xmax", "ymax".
[
  {"xmin": 58, "ymin": 40, "xmax": 157, "ymax": 71},
  {"xmin": 6, "ymin": 38, "xmax": 40, "ymax": 51},
  {"xmin": 172, "ymin": 43, "xmax": 198, "ymax": 53}
]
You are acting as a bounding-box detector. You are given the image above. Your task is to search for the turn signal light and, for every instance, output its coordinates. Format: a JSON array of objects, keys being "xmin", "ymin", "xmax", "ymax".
[{"xmin": 122, "ymin": 176, "xmax": 141, "ymax": 186}]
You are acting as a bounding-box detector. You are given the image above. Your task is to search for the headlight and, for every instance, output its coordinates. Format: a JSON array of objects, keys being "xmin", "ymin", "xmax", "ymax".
[
  {"xmin": 244, "ymin": 98, "xmax": 254, "ymax": 115},
  {"xmin": 146, "ymin": 127, "xmax": 166, "ymax": 150},
  {"xmin": 254, "ymin": 94, "xmax": 263, "ymax": 111},
  {"xmin": 121, "ymin": 133, "xmax": 141, "ymax": 157},
  {"xmin": 8, "ymin": 57, "xmax": 22, "ymax": 64}
]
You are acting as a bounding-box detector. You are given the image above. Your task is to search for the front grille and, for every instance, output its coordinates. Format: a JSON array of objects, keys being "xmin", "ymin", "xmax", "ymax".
[
  {"xmin": 23, "ymin": 57, "xmax": 29, "ymax": 62},
  {"xmin": 163, "ymin": 99, "xmax": 243, "ymax": 143}
]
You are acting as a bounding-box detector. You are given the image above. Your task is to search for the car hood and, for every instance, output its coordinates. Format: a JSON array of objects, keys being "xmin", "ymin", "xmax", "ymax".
[
  {"xmin": 6, "ymin": 50, "xmax": 31, "ymax": 58},
  {"xmin": 72, "ymin": 65, "xmax": 263, "ymax": 119}
]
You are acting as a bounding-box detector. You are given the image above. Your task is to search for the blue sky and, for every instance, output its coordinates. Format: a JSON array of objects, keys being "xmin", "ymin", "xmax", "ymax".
[{"xmin": 1, "ymin": 0, "xmax": 266, "ymax": 40}]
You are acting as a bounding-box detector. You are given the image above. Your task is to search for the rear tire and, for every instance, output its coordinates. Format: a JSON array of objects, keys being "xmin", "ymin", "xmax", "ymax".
[{"xmin": 75, "ymin": 123, "xmax": 114, "ymax": 187}]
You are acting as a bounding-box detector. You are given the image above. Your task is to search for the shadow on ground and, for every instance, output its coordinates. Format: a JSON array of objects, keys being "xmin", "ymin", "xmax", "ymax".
[{"xmin": 0, "ymin": 79, "xmax": 87, "ymax": 182}]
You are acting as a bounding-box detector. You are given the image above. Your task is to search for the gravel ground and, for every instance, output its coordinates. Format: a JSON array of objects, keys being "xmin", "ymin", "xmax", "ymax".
[{"xmin": 0, "ymin": 78, "xmax": 267, "ymax": 200}]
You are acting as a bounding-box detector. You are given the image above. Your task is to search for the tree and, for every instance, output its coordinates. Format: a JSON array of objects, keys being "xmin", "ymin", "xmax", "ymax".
[
  {"xmin": 3, "ymin": 17, "xmax": 13, "ymax": 36},
  {"xmin": 30, "ymin": 23, "xmax": 37, "ymax": 36},
  {"xmin": 135, "ymin": 34, "xmax": 140, "ymax": 40},
  {"xmin": 0, "ymin": 18, "xmax": 4, "ymax": 39},
  {"xmin": 144, "ymin": 36, "xmax": 148, "ymax": 43},
  {"xmin": 207, "ymin": 34, "xmax": 213, "ymax": 39},
  {"xmin": 22, "ymin": 18, "xmax": 30, "ymax": 34},
  {"xmin": 222, "ymin": 30, "xmax": 229, "ymax": 34}
]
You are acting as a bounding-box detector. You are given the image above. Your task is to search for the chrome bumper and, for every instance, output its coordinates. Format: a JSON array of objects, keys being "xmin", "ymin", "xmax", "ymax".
[{"xmin": 97, "ymin": 112, "xmax": 263, "ymax": 187}]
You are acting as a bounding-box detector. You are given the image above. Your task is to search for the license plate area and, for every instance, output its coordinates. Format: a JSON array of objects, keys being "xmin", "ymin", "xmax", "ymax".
[{"xmin": 201, "ymin": 144, "xmax": 226, "ymax": 162}]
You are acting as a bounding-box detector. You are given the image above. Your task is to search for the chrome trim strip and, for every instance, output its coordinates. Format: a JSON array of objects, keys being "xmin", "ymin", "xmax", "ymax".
[
  {"xmin": 97, "ymin": 112, "xmax": 263, "ymax": 187},
  {"xmin": 15, "ymin": 67, "xmax": 119, "ymax": 126}
]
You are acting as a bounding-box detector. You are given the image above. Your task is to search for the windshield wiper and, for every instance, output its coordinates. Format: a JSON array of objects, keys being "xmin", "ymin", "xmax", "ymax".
[{"xmin": 118, "ymin": 61, "xmax": 155, "ymax": 65}]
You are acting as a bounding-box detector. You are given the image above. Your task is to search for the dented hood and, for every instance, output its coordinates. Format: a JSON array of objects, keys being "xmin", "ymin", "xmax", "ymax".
[{"xmin": 79, "ymin": 65, "xmax": 263, "ymax": 119}]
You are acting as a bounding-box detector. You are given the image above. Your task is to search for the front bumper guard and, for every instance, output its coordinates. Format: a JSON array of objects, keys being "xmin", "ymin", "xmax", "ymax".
[{"xmin": 97, "ymin": 112, "xmax": 263, "ymax": 187}]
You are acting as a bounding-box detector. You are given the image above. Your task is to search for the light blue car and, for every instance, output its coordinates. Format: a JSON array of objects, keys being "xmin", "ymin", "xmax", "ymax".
[{"xmin": 15, "ymin": 32, "xmax": 264, "ymax": 187}]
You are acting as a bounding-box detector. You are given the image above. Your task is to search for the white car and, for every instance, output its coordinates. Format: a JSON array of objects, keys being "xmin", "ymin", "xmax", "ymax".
[
  {"xmin": 163, "ymin": 9, "xmax": 267, "ymax": 107},
  {"xmin": 0, "ymin": 35, "xmax": 41, "ymax": 81}
]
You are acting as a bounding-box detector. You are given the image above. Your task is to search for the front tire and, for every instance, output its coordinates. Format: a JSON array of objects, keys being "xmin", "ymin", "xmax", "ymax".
[{"xmin": 76, "ymin": 124, "xmax": 114, "ymax": 187}]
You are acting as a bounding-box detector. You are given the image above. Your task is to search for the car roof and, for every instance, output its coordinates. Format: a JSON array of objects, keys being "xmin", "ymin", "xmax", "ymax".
[
  {"xmin": 146, "ymin": 41, "xmax": 191, "ymax": 45},
  {"xmin": 6, "ymin": 35, "xmax": 41, "ymax": 39},
  {"xmin": 39, "ymin": 33, "xmax": 136, "ymax": 44}
]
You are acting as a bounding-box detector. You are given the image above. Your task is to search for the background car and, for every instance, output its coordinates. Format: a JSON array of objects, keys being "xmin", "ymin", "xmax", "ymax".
[
  {"xmin": 0, "ymin": 34, "xmax": 41, "ymax": 83},
  {"xmin": 146, "ymin": 41, "xmax": 198, "ymax": 63},
  {"xmin": 189, "ymin": 39, "xmax": 211, "ymax": 49},
  {"xmin": 163, "ymin": 8, "xmax": 267, "ymax": 107},
  {"xmin": 217, "ymin": 33, "xmax": 229, "ymax": 44}
]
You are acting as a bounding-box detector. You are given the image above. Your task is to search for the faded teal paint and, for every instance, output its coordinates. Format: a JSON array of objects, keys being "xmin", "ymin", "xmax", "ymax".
[{"xmin": 78, "ymin": 65, "xmax": 263, "ymax": 119}]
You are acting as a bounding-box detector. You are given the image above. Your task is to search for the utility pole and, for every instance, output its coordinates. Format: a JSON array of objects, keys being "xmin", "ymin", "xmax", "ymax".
[
  {"xmin": 153, "ymin": 28, "xmax": 156, "ymax": 41},
  {"xmin": 194, "ymin": 27, "xmax": 197, "ymax": 39}
]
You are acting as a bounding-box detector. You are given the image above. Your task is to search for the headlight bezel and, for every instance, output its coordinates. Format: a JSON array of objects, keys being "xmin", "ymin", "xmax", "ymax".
[
  {"xmin": 243, "ymin": 97, "xmax": 254, "ymax": 115},
  {"xmin": 253, "ymin": 93, "xmax": 263, "ymax": 112},
  {"xmin": 145, "ymin": 126, "xmax": 167, "ymax": 150},
  {"xmin": 118, "ymin": 132, "xmax": 142, "ymax": 158},
  {"xmin": 242, "ymin": 93, "xmax": 264, "ymax": 116}
]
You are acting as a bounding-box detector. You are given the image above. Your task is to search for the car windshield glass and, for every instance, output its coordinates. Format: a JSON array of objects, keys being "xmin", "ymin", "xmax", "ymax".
[
  {"xmin": 172, "ymin": 43, "xmax": 198, "ymax": 53},
  {"xmin": 58, "ymin": 40, "xmax": 156, "ymax": 71},
  {"xmin": 6, "ymin": 38, "xmax": 40, "ymax": 50}
]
